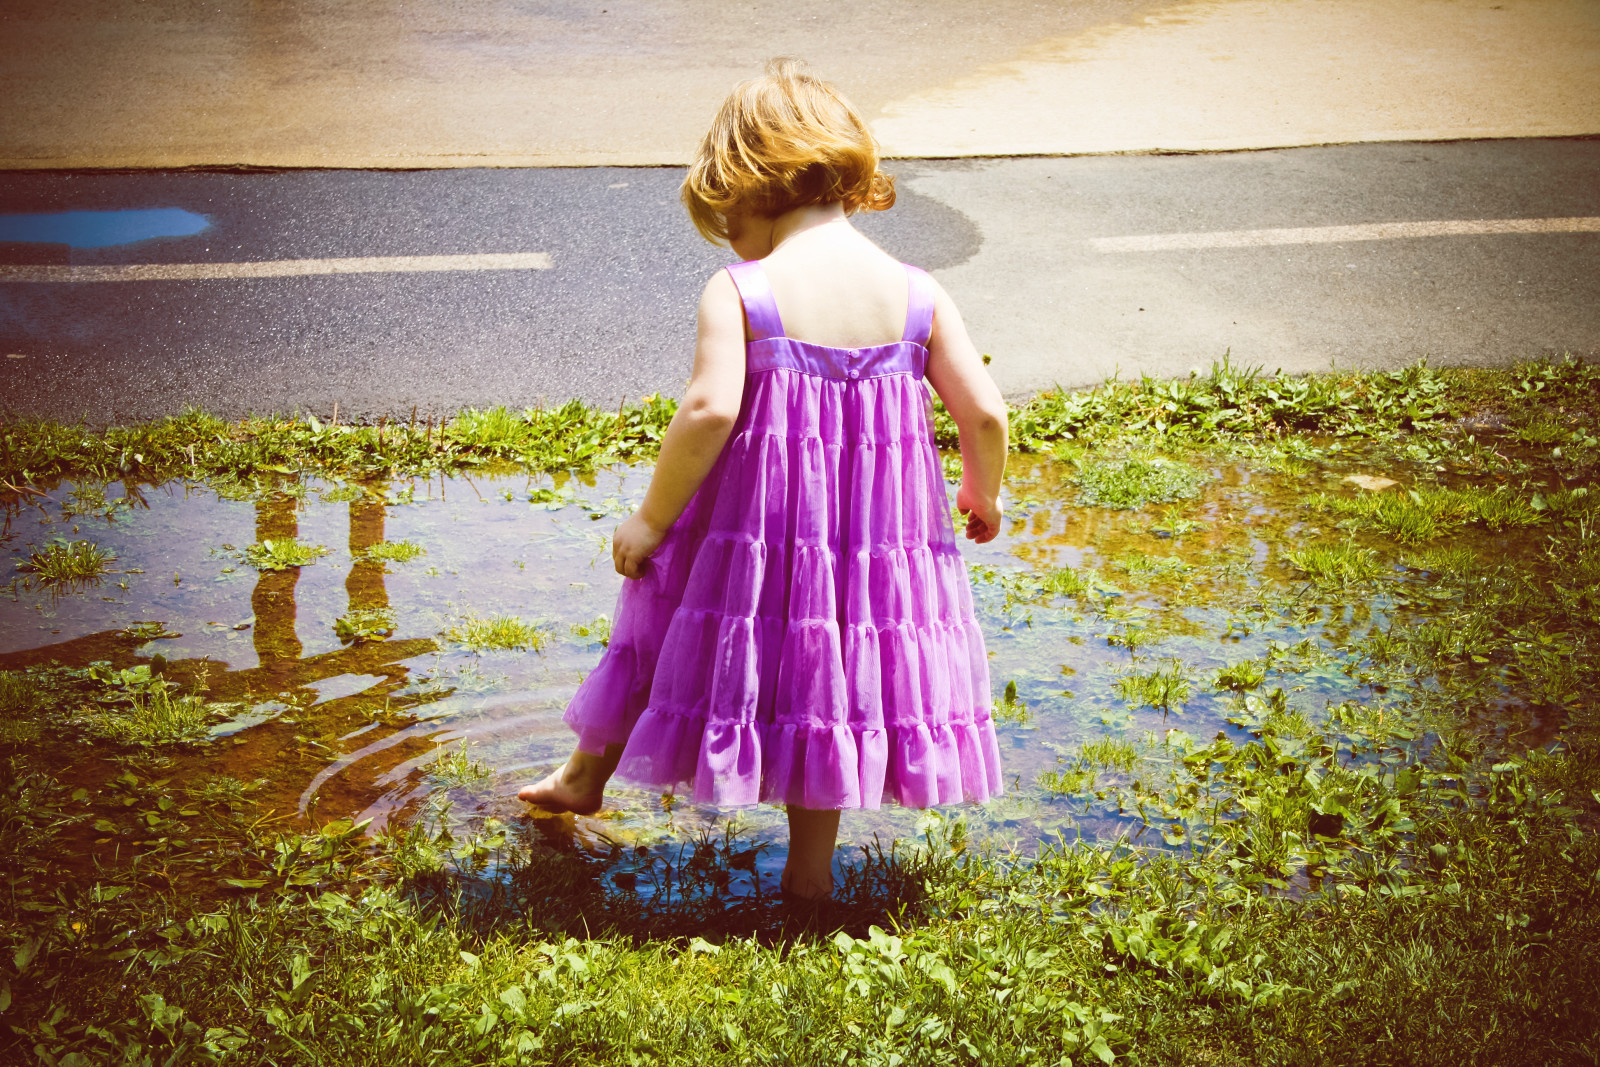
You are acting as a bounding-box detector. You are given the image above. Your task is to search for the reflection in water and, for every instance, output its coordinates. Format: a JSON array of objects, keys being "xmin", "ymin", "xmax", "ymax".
[
  {"xmin": 346, "ymin": 494, "xmax": 389, "ymax": 615},
  {"xmin": 0, "ymin": 458, "xmax": 1512, "ymax": 877},
  {"xmin": 251, "ymin": 485, "xmax": 303, "ymax": 670}
]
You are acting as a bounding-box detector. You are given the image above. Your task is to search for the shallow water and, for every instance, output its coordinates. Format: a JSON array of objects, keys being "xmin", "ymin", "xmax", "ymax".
[{"xmin": 0, "ymin": 454, "xmax": 1471, "ymax": 889}]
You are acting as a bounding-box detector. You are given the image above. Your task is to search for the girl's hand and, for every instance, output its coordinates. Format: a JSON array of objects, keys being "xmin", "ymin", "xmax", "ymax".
[
  {"xmin": 957, "ymin": 483, "xmax": 1003, "ymax": 544},
  {"xmin": 613, "ymin": 513, "xmax": 668, "ymax": 579}
]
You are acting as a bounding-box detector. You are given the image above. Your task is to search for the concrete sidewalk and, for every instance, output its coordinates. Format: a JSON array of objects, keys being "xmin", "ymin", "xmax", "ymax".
[{"xmin": 1, "ymin": 0, "xmax": 1596, "ymax": 169}]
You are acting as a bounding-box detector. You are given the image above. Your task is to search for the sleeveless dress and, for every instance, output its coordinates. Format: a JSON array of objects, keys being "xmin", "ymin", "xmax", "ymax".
[{"xmin": 562, "ymin": 259, "xmax": 1003, "ymax": 810}]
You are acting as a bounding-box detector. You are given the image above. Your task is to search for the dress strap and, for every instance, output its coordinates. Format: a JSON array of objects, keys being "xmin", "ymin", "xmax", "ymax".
[
  {"xmin": 902, "ymin": 264, "xmax": 936, "ymax": 348},
  {"xmin": 725, "ymin": 260, "xmax": 786, "ymax": 341}
]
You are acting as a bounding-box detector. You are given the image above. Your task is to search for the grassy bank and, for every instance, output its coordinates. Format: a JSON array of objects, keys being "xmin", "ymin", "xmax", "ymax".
[
  {"xmin": 2, "ymin": 357, "xmax": 1593, "ymax": 489},
  {"xmin": 3, "ymin": 358, "xmax": 1600, "ymax": 1065}
]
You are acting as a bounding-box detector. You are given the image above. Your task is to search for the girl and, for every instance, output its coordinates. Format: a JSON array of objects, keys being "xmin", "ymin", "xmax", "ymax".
[{"xmin": 520, "ymin": 59, "xmax": 1009, "ymax": 900}]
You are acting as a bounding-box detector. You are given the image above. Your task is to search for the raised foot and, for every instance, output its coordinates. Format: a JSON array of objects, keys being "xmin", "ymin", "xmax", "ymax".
[{"xmin": 517, "ymin": 767, "xmax": 604, "ymax": 815}]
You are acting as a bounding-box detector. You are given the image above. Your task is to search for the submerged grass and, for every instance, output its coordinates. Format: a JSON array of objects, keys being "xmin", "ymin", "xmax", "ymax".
[
  {"xmin": 1074, "ymin": 456, "xmax": 1206, "ymax": 510},
  {"xmin": 360, "ymin": 539, "xmax": 426, "ymax": 564},
  {"xmin": 15, "ymin": 538, "xmax": 117, "ymax": 582},
  {"xmin": 445, "ymin": 613, "xmax": 552, "ymax": 653},
  {"xmin": 243, "ymin": 538, "xmax": 329, "ymax": 571},
  {"xmin": 1283, "ymin": 542, "xmax": 1388, "ymax": 586}
]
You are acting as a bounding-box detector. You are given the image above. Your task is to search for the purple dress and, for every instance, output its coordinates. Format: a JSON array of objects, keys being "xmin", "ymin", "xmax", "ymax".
[{"xmin": 563, "ymin": 259, "xmax": 1003, "ymax": 810}]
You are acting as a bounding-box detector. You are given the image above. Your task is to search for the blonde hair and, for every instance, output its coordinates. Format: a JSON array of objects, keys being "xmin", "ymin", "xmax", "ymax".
[{"xmin": 682, "ymin": 58, "xmax": 896, "ymax": 244}]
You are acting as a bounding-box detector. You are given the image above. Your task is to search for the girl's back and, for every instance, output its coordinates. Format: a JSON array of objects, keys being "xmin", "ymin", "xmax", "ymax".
[{"xmin": 757, "ymin": 224, "xmax": 909, "ymax": 349}]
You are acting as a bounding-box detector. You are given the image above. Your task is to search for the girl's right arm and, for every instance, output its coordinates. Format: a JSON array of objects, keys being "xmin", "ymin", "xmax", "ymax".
[
  {"xmin": 612, "ymin": 269, "xmax": 747, "ymax": 578},
  {"xmin": 924, "ymin": 279, "xmax": 1009, "ymax": 544}
]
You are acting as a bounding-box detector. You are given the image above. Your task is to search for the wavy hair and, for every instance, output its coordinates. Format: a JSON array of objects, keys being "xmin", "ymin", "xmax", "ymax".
[{"xmin": 681, "ymin": 58, "xmax": 896, "ymax": 244}]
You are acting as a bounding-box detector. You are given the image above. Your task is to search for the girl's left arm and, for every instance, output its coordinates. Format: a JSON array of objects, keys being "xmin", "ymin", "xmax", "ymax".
[{"xmin": 613, "ymin": 269, "xmax": 747, "ymax": 578}]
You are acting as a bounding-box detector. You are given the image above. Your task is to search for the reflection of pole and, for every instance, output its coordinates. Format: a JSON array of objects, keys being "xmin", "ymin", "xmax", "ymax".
[
  {"xmin": 252, "ymin": 488, "xmax": 302, "ymax": 668},
  {"xmin": 346, "ymin": 495, "xmax": 389, "ymax": 615}
]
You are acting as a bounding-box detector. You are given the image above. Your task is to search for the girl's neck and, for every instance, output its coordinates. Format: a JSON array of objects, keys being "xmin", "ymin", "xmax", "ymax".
[
  {"xmin": 731, "ymin": 202, "xmax": 848, "ymax": 260},
  {"xmin": 767, "ymin": 202, "xmax": 849, "ymax": 253}
]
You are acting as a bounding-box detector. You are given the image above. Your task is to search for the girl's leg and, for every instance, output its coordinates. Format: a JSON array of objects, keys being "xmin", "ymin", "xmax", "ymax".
[
  {"xmin": 782, "ymin": 806, "xmax": 840, "ymax": 899},
  {"xmin": 518, "ymin": 743, "xmax": 624, "ymax": 815}
]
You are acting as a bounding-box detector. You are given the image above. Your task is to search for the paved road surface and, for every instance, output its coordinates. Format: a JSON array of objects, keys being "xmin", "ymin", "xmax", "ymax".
[
  {"xmin": 1, "ymin": 137, "xmax": 1597, "ymax": 423},
  {"xmin": 3, "ymin": 0, "xmax": 1596, "ymax": 167}
]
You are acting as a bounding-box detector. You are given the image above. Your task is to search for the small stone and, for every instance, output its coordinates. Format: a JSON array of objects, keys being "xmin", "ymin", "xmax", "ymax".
[{"xmin": 1344, "ymin": 474, "xmax": 1398, "ymax": 492}]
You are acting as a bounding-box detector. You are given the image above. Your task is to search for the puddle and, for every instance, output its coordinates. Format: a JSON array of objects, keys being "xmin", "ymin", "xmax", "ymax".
[
  {"xmin": 0, "ymin": 454, "xmax": 1508, "ymax": 890},
  {"xmin": 0, "ymin": 208, "xmax": 210, "ymax": 248}
]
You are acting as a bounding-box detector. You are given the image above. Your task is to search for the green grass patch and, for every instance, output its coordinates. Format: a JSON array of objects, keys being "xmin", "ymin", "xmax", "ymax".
[
  {"xmin": 1075, "ymin": 456, "xmax": 1206, "ymax": 510},
  {"xmin": 243, "ymin": 538, "xmax": 329, "ymax": 571},
  {"xmin": 333, "ymin": 608, "xmax": 397, "ymax": 644},
  {"xmin": 15, "ymin": 538, "xmax": 117, "ymax": 582},
  {"xmin": 1114, "ymin": 659, "xmax": 1194, "ymax": 712},
  {"xmin": 1283, "ymin": 542, "xmax": 1388, "ymax": 586},
  {"xmin": 360, "ymin": 539, "xmax": 426, "ymax": 564},
  {"xmin": 445, "ymin": 613, "xmax": 551, "ymax": 653},
  {"xmin": 1309, "ymin": 485, "xmax": 1546, "ymax": 544}
]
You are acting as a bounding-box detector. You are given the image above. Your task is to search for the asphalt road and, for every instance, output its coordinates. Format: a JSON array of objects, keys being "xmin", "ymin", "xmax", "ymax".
[{"xmin": 1, "ymin": 137, "xmax": 1597, "ymax": 423}]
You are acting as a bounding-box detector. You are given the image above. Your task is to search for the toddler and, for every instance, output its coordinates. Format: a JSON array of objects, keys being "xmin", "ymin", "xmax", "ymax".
[{"xmin": 521, "ymin": 59, "xmax": 1009, "ymax": 900}]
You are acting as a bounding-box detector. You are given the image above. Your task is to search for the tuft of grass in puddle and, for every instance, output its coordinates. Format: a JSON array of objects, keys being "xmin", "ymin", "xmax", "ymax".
[
  {"xmin": 243, "ymin": 538, "xmax": 329, "ymax": 571},
  {"xmin": 1283, "ymin": 542, "xmax": 1387, "ymax": 586},
  {"xmin": 425, "ymin": 741, "xmax": 493, "ymax": 790},
  {"xmin": 445, "ymin": 613, "xmax": 551, "ymax": 653},
  {"xmin": 334, "ymin": 607, "xmax": 396, "ymax": 644},
  {"xmin": 15, "ymin": 538, "xmax": 117, "ymax": 582},
  {"xmin": 359, "ymin": 539, "xmax": 426, "ymax": 563},
  {"xmin": 993, "ymin": 679, "xmax": 1031, "ymax": 725},
  {"xmin": 1115, "ymin": 659, "xmax": 1194, "ymax": 712},
  {"xmin": 1310, "ymin": 485, "xmax": 1545, "ymax": 544},
  {"xmin": 1073, "ymin": 455, "xmax": 1206, "ymax": 510},
  {"xmin": 1214, "ymin": 658, "xmax": 1268, "ymax": 692},
  {"xmin": 570, "ymin": 613, "xmax": 613, "ymax": 646}
]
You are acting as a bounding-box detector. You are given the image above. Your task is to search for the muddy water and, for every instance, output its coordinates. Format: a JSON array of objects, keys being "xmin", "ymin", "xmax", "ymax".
[{"xmin": 0, "ymin": 455, "xmax": 1419, "ymax": 884}]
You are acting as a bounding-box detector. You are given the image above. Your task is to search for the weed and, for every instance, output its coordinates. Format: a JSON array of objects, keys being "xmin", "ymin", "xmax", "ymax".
[
  {"xmin": 445, "ymin": 614, "xmax": 551, "ymax": 653},
  {"xmin": 1115, "ymin": 660, "xmax": 1193, "ymax": 712},
  {"xmin": 993, "ymin": 679, "xmax": 1031, "ymax": 725},
  {"xmin": 570, "ymin": 614, "xmax": 613, "ymax": 646},
  {"xmin": 334, "ymin": 608, "xmax": 397, "ymax": 644},
  {"xmin": 360, "ymin": 540, "xmax": 426, "ymax": 564},
  {"xmin": 1283, "ymin": 542, "xmax": 1387, "ymax": 586},
  {"xmin": 1215, "ymin": 659, "xmax": 1268, "ymax": 692},
  {"xmin": 16, "ymin": 538, "xmax": 117, "ymax": 582},
  {"xmin": 426, "ymin": 741, "xmax": 493, "ymax": 790},
  {"xmin": 243, "ymin": 539, "xmax": 329, "ymax": 571},
  {"xmin": 1075, "ymin": 456, "xmax": 1206, "ymax": 509}
]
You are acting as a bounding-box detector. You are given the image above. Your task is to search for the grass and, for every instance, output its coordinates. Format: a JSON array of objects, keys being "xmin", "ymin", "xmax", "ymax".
[
  {"xmin": 360, "ymin": 539, "xmax": 426, "ymax": 564},
  {"xmin": 1115, "ymin": 659, "xmax": 1194, "ymax": 712},
  {"xmin": 15, "ymin": 538, "xmax": 117, "ymax": 582},
  {"xmin": 445, "ymin": 613, "xmax": 552, "ymax": 653},
  {"xmin": 425, "ymin": 741, "xmax": 493, "ymax": 790},
  {"xmin": 243, "ymin": 538, "xmax": 329, "ymax": 571},
  {"xmin": 334, "ymin": 608, "xmax": 397, "ymax": 644},
  {"xmin": 992, "ymin": 679, "xmax": 1031, "ymax": 725},
  {"xmin": 4, "ymin": 356, "xmax": 1600, "ymax": 1064},
  {"xmin": 570, "ymin": 614, "xmax": 613, "ymax": 646},
  {"xmin": 1309, "ymin": 485, "xmax": 1546, "ymax": 544},
  {"xmin": 1074, "ymin": 456, "xmax": 1207, "ymax": 510},
  {"xmin": 1283, "ymin": 542, "xmax": 1388, "ymax": 586}
]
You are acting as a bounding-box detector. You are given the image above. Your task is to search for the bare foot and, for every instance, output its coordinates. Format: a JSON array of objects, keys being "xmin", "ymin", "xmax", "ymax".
[
  {"xmin": 779, "ymin": 865, "xmax": 834, "ymax": 901},
  {"xmin": 517, "ymin": 744, "xmax": 623, "ymax": 815},
  {"xmin": 517, "ymin": 766, "xmax": 603, "ymax": 815}
]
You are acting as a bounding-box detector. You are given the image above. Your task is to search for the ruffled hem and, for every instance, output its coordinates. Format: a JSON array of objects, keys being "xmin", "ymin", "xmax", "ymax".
[{"xmin": 612, "ymin": 707, "xmax": 1004, "ymax": 810}]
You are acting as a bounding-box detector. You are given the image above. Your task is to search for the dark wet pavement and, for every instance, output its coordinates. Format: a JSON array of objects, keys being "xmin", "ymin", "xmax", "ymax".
[{"xmin": 1, "ymin": 139, "xmax": 1596, "ymax": 423}]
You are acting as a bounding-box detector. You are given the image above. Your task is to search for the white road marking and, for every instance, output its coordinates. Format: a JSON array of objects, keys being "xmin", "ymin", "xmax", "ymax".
[
  {"xmin": 0, "ymin": 252, "xmax": 553, "ymax": 283},
  {"xmin": 1091, "ymin": 216, "xmax": 1600, "ymax": 253}
]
